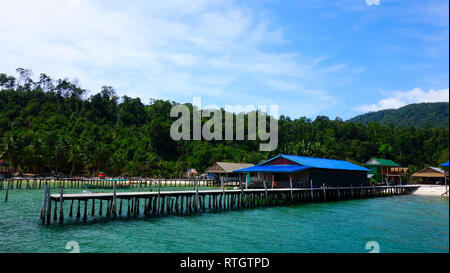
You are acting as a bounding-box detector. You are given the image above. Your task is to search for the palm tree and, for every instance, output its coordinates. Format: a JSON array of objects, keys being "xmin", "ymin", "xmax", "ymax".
[
  {"xmin": 68, "ymin": 144, "xmax": 85, "ymax": 176},
  {"xmin": 52, "ymin": 137, "xmax": 69, "ymax": 174},
  {"xmin": 0, "ymin": 134, "xmax": 24, "ymax": 174}
]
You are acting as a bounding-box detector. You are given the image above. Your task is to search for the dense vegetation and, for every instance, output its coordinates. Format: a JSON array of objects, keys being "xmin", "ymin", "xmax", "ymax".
[
  {"xmin": 348, "ymin": 102, "xmax": 449, "ymax": 129},
  {"xmin": 0, "ymin": 69, "xmax": 448, "ymax": 177}
]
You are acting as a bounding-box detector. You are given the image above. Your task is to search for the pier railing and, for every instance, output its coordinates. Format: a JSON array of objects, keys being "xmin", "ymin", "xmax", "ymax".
[
  {"xmin": 0, "ymin": 177, "xmax": 223, "ymax": 191},
  {"xmin": 40, "ymin": 185, "xmax": 419, "ymax": 225}
]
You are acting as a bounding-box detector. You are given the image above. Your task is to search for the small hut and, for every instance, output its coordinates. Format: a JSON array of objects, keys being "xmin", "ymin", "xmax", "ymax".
[
  {"xmin": 411, "ymin": 167, "xmax": 445, "ymax": 184},
  {"xmin": 363, "ymin": 158, "xmax": 408, "ymax": 185},
  {"xmin": 206, "ymin": 162, "xmax": 254, "ymax": 182}
]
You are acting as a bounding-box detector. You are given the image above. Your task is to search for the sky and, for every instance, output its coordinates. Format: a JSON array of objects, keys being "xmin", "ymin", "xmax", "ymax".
[{"xmin": 0, "ymin": 0, "xmax": 448, "ymax": 120}]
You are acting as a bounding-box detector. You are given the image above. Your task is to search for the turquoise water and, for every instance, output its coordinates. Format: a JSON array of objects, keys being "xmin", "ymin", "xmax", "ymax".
[{"xmin": 0, "ymin": 188, "xmax": 448, "ymax": 253}]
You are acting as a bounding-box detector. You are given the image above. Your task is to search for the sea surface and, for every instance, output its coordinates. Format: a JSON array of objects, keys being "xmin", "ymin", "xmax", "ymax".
[{"xmin": 0, "ymin": 187, "xmax": 448, "ymax": 253}]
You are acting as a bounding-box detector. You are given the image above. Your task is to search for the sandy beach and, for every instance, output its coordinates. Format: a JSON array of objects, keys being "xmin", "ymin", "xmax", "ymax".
[{"xmin": 412, "ymin": 184, "xmax": 449, "ymax": 197}]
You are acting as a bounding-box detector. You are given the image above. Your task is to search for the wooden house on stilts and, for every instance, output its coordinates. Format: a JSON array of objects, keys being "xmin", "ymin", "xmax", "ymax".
[
  {"xmin": 233, "ymin": 154, "xmax": 370, "ymax": 189},
  {"xmin": 363, "ymin": 158, "xmax": 408, "ymax": 185}
]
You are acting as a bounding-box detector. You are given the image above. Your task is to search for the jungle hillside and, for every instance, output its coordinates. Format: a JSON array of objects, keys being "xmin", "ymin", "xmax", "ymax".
[
  {"xmin": 0, "ymin": 69, "xmax": 448, "ymax": 177},
  {"xmin": 348, "ymin": 102, "xmax": 449, "ymax": 129}
]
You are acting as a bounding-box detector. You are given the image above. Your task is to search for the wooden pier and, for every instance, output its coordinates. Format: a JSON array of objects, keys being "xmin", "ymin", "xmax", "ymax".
[{"xmin": 40, "ymin": 185, "xmax": 419, "ymax": 225}]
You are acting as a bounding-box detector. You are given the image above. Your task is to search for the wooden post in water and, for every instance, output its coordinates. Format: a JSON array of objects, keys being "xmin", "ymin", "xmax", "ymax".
[
  {"xmin": 112, "ymin": 180, "xmax": 117, "ymax": 217},
  {"xmin": 322, "ymin": 183, "xmax": 326, "ymax": 201},
  {"xmin": 5, "ymin": 179, "xmax": 10, "ymax": 202},
  {"xmin": 263, "ymin": 180, "xmax": 268, "ymax": 206},
  {"xmin": 76, "ymin": 200, "xmax": 81, "ymax": 219},
  {"xmin": 195, "ymin": 179, "xmax": 199, "ymax": 211},
  {"xmin": 127, "ymin": 199, "xmax": 131, "ymax": 217},
  {"xmin": 59, "ymin": 185, "xmax": 64, "ymax": 224},
  {"xmin": 159, "ymin": 196, "xmax": 166, "ymax": 215},
  {"xmin": 91, "ymin": 199, "xmax": 95, "ymax": 216},
  {"xmin": 53, "ymin": 199, "xmax": 58, "ymax": 221},
  {"xmin": 180, "ymin": 195, "xmax": 184, "ymax": 214},
  {"xmin": 202, "ymin": 196, "xmax": 205, "ymax": 212},
  {"xmin": 221, "ymin": 176, "xmax": 225, "ymax": 209},
  {"xmin": 208, "ymin": 194, "xmax": 211, "ymax": 209},
  {"xmin": 83, "ymin": 200, "xmax": 88, "ymax": 221},
  {"xmin": 136, "ymin": 198, "xmax": 140, "ymax": 216},
  {"xmin": 119, "ymin": 198, "xmax": 123, "ymax": 216},
  {"xmin": 99, "ymin": 199, "xmax": 103, "ymax": 216},
  {"xmin": 46, "ymin": 186, "xmax": 52, "ymax": 225},
  {"xmin": 69, "ymin": 200, "xmax": 74, "ymax": 217},
  {"xmin": 310, "ymin": 180, "xmax": 314, "ymax": 201},
  {"xmin": 241, "ymin": 180, "xmax": 245, "ymax": 208},
  {"xmin": 157, "ymin": 178, "xmax": 161, "ymax": 216},
  {"xmin": 289, "ymin": 175, "xmax": 293, "ymax": 201},
  {"xmin": 41, "ymin": 183, "xmax": 49, "ymax": 224}
]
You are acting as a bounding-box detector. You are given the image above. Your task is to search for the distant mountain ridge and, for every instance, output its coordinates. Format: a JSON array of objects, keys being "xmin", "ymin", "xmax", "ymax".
[{"xmin": 348, "ymin": 102, "xmax": 449, "ymax": 128}]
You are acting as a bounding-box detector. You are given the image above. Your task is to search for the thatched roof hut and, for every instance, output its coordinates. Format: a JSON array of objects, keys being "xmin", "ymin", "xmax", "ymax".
[
  {"xmin": 412, "ymin": 167, "xmax": 445, "ymax": 184},
  {"xmin": 206, "ymin": 162, "xmax": 254, "ymax": 174}
]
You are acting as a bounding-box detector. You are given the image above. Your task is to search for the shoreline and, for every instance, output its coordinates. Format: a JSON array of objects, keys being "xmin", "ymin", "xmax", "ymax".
[{"xmin": 411, "ymin": 184, "xmax": 449, "ymax": 197}]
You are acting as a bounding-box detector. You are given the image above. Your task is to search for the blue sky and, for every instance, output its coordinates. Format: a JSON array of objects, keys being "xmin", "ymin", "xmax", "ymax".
[{"xmin": 0, "ymin": 0, "xmax": 448, "ymax": 120}]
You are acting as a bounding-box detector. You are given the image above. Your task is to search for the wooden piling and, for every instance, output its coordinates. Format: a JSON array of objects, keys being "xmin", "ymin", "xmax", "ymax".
[
  {"xmin": 322, "ymin": 183, "xmax": 326, "ymax": 201},
  {"xmin": 106, "ymin": 200, "xmax": 111, "ymax": 218},
  {"xmin": 46, "ymin": 189, "xmax": 52, "ymax": 225},
  {"xmin": 127, "ymin": 199, "xmax": 131, "ymax": 217},
  {"xmin": 196, "ymin": 180, "xmax": 199, "ymax": 211},
  {"xmin": 53, "ymin": 200, "xmax": 57, "ymax": 221},
  {"xmin": 41, "ymin": 183, "xmax": 49, "ymax": 225},
  {"xmin": 113, "ymin": 180, "xmax": 117, "ymax": 217},
  {"xmin": 76, "ymin": 200, "xmax": 81, "ymax": 219},
  {"xmin": 69, "ymin": 200, "xmax": 74, "ymax": 217},
  {"xmin": 5, "ymin": 179, "xmax": 10, "ymax": 202},
  {"xmin": 91, "ymin": 199, "xmax": 95, "ymax": 216},
  {"xmin": 290, "ymin": 176, "xmax": 293, "ymax": 201},
  {"xmin": 160, "ymin": 196, "xmax": 165, "ymax": 215},
  {"xmin": 59, "ymin": 186, "xmax": 64, "ymax": 224},
  {"xmin": 83, "ymin": 200, "xmax": 88, "ymax": 221},
  {"xmin": 119, "ymin": 198, "xmax": 123, "ymax": 216}
]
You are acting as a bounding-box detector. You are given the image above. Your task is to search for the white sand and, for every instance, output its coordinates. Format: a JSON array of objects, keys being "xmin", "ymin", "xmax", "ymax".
[{"xmin": 411, "ymin": 184, "xmax": 449, "ymax": 197}]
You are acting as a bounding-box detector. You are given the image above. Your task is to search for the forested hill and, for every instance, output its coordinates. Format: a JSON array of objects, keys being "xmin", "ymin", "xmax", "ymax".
[
  {"xmin": 0, "ymin": 69, "xmax": 449, "ymax": 177},
  {"xmin": 348, "ymin": 102, "xmax": 449, "ymax": 128}
]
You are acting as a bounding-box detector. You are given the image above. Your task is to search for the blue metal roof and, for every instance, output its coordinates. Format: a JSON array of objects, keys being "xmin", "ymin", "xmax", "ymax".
[
  {"xmin": 441, "ymin": 161, "xmax": 449, "ymax": 167},
  {"xmin": 259, "ymin": 154, "xmax": 370, "ymax": 172},
  {"xmin": 233, "ymin": 165, "xmax": 311, "ymax": 173}
]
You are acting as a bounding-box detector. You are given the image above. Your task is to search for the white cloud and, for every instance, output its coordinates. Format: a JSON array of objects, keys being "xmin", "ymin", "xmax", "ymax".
[
  {"xmin": 0, "ymin": 0, "xmax": 363, "ymax": 118},
  {"xmin": 65, "ymin": 0, "xmax": 80, "ymax": 7},
  {"xmin": 357, "ymin": 88, "xmax": 449, "ymax": 112}
]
